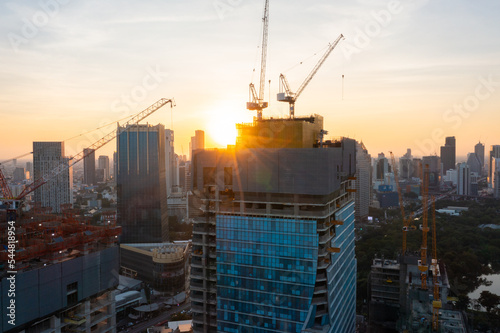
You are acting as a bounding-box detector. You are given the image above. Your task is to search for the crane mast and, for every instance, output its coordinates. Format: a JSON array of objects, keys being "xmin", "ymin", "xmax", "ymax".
[
  {"xmin": 247, "ymin": 0, "xmax": 270, "ymax": 120},
  {"xmin": 278, "ymin": 34, "xmax": 344, "ymax": 118},
  {"xmin": 418, "ymin": 163, "xmax": 430, "ymax": 290},
  {"xmin": 431, "ymin": 197, "xmax": 441, "ymax": 331}
]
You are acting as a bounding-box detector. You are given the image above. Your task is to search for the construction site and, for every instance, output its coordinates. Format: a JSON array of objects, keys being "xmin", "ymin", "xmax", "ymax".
[{"xmin": 367, "ymin": 154, "xmax": 467, "ymax": 333}]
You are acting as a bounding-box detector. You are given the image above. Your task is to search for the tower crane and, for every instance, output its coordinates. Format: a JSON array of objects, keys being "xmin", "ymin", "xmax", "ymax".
[
  {"xmin": 431, "ymin": 196, "xmax": 441, "ymax": 331},
  {"xmin": 418, "ymin": 163, "xmax": 430, "ymax": 290},
  {"xmin": 277, "ymin": 34, "xmax": 344, "ymax": 118},
  {"xmin": 0, "ymin": 98, "xmax": 175, "ymax": 214},
  {"xmin": 389, "ymin": 151, "xmax": 415, "ymax": 254},
  {"xmin": 247, "ymin": 0, "xmax": 270, "ymax": 120},
  {"xmin": 0, "ymin": 152, "xmax": 33, "ymax": 200}
]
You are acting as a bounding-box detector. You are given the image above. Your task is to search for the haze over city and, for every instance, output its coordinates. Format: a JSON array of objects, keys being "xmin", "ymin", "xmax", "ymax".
[{"xmin": 1, "ymin": 0, "xmax": 500, "ymax": 161}]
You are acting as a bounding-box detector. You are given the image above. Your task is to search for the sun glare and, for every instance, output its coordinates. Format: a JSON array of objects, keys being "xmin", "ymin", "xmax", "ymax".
[{"xmin": 207, "ymin": 110, "xmax": 239, "ymax": 147}]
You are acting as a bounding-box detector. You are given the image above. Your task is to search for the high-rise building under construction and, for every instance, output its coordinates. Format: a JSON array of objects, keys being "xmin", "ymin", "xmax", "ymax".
[{"xmin": 190, "ymin": 115, "xmax": 357, "ymax": 333}]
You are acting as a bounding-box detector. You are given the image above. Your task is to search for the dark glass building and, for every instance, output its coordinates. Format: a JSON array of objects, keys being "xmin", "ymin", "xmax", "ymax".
[
  {"xmin": 440, "ymin": 136, "xmax": 456, "ymax": 174},
  {"xmin": 117, "ymin": 124, "xmax": 168, "ymax": 243}
]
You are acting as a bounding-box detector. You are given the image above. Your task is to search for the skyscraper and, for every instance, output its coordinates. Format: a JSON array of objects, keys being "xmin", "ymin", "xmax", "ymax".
[
  {"xmin": 356, "ymin": 142, "xmax": 371, "ymax": 221},
  {"xmin": 492, "ymin": 158, "xmax": 500, "ymax": 198},
  {"xmin": 466, "ymin": 153, "xmax": 481, "ymax": 175},
  {"xmin": 190, "ymin": 116, "xmax": 357, "ymax": 333},
  {"xmin": 374, "ymin": 153, "xmax": 390, "ymax": 181},
  {"xmin": 422, "ymin": 155, "xmax": 441, "ymax": 190},
  {"xmin": 116, "ymin": 124, "xmax": 168, "ymax": 243},
  {"xmin": 33, "ymin": 142, "xmax": 72, "ymax": 213},
  {"xmin": 165, "ymin": 129, "xmax": 176, "ymax": 196},
  {"xmin": 83, "ymin": 148, "xmax": 96, "ymax": 185},
  {"xmin": 190, "ymin": 130, "xmax": 205, "ymax": 161},
  {"xmin": 489, "ymin": 145, "xmax": 500, "ymax": 187},
  {"xmin": 475, "ymin": 141, "xmax": 485, "ymax": 174},
  {"xmin": 98, "ymin": 155, "xmax": 110, "ymax": 181},
  {"xmin": 440, "ymin": 136, "xmax": 456, "ymax": 174},
  {"xmin": 457, "ymin": 162, "xmax": 470, "ymax": 196},
  {"xmin": 399, "ymin": 149, "xmax": 413, "ymax": 179}
]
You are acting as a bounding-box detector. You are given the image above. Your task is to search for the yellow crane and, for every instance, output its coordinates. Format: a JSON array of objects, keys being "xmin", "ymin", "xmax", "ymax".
[
  {"xmin": 431, "ymin": 197, "xmax": 441, "ymax": 330},
  {"xmin": 418, "ymin": 164, "xmax": 430, "ymax": 290}
]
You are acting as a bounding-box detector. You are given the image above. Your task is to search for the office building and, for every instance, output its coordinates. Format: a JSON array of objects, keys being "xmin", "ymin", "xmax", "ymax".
[
  {"xmin": 440, "ymin": 136, "xmax": 456, "ymax": 174},
  {"xmin": 83, "ymin": 148, "xmax": 96, "ymax": 185},
  {"xmin": 422, "ymin": 156, "xmax": 440, "ymax": 190},
  {"xmin": 355, "ymin": 142, "xmax": 371, "ymax": 221},
  {"xmin": 457, "ymin": 162, "xmax": 470, "ymax": 196},
  {"xmin": 165, "ymin": 129, "xmax": 177, "ymax": 196},
  {"xmin": 492, "ymin": 158, "xmax": 500, "ymax": 198},
  {"xmin": 374, "ymin": 153, "xmax": 390, "ymax": 181},
  {"xmin": 190, "ymin": 130, "xmax": 205, "ymax": 161},
  {"xmin": 33, "ymin": 142, "xmax": 72, "ymax": 213},
  {"xmin": 98, "ymin": 155, "xmax": 110, "ymax": 181},
  {"xmin": 475, "ymin": 141, "xmax": 485, "ymax": 175},
  {"xmin": 116, "ymin": 124, "xmax": 168, "ymax": 243},
  {"xmin": 26, "ymin": 161, "xmax": 33, "ymax": 180},
  {"xmin": 13, "ymin": 167, "xmax": 25, "ymax": 182},
  {"xmin": 399, "ymin": 149, "xmax": 413, "ymax": 179},
  {"xmin": 466, "ymin": 153, "xmax": 481, "ymax": 175},
  {"xmin": 190, "ymin": 115, "xmax": 357, "ymax": 333},
  {"xmin": 470, "ymin": 172, "xmax": 479, "ymax": 196},
  {"xmin": 120, "ymin": 242, "xmax": 191, "ymax": 294},
  {"xmin": 489, "ymin": 145, "xmax": 500, "ymax": 188}
]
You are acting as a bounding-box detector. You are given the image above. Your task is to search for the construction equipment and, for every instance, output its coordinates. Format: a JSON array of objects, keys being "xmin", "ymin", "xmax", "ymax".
[
  {"xmin": 1, "ymin": 98, "xmax": 175, "ymax": 212},
  {"xmin": 277, "ymin": 34, "xmax": 344, "ymax": 118},
  {"xmin": 0, "ymin": 152, "xmax": 33, "ymax": 199},
  {"xmin": 418, "ymin": 164, "xmax": 430, "ymax": 290},
  {"xmin": 389, "ymin": 151, "xmax": 414, "ymax": 254},
  {"xmin": 431, "ymin": 196, "xmax": 441, "ymax": 331},
  {"xmin": 247, "ymin": 0, "xmax": 270, "ymax": 120}
]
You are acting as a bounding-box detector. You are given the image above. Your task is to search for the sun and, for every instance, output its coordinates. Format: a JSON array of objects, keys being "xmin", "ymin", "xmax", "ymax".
[{"xmin": 207, "ymin": 111, "xmax": 239, "ymax": 147}]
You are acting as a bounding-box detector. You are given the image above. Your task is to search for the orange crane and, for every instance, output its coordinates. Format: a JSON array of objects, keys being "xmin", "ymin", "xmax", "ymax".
[
  {"xmin": 418, "ymin": 163, "xmax": 430, "ymax": 290},
  {"xmin": 389, "ymin": 151, "xmax": 415, "ymax": 254},
  {"xmin": 277, "ymin": 34, "xmax": 344, "ymax": 118},
  {"xmin": 0, "ymin": 152, "xmax": 33, "ymax": 199},
  {"xmin": 0, "ymin": 98, "xmax": 175, "ymax": 213},
  {"xmin": 247, "ymin": 0, "xmax": 270, "ymax": 120},
  {"xmin": 431, "ymin": 196, "xmax": 441, "ymax": 331}
]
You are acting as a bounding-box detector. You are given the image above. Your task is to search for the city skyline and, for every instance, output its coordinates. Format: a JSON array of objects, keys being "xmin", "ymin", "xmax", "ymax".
[{"xmin": 1, "ymin": 1, "xmax": 500, "ymax": 160}]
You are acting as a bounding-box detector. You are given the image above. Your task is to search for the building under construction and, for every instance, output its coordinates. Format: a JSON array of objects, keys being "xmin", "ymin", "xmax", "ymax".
[{"xmin": 0, "ymin": 204, "xmax": 121, "ymax": 333}]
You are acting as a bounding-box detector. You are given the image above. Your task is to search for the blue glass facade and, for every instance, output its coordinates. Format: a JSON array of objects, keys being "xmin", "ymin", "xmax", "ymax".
[
  {"xmin": 117, "ymin": 124, "xmax": 168, "ymax": 243},
  {"xmin": 327, "ymin": 201, "xmax": 356, "ymax": 333},
  {"xmin": 216, "ymin": 215, "xmax": 318, "ymax": 333}
]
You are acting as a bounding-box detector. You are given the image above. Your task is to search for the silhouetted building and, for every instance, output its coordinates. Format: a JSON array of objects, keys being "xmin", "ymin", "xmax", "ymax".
[
  {"xmin": 489, "ymin": 145, "xmax": 500, "ymax": 188},
  {"xmin": 399, "ymin": 149, "xmax": 413, "ymax": 179},
  {"xmin": 440, "ymin": 136, "xmax": 455, "ymax": 174},
  {"xmin": 356, "ymin": 142, "xmax": 371, "ymax": 220},
  {"xmin": 190, "ymin": 130, "xmax": 205, "ymax": 161},
  {"xmin": 33, "ymin": 142, "xmax": 72, "ymax": 213},
  {"xmin": 165, "ymin": 129, "xmax": 177, "ymax": 196},
  {"xmin": 422, "ymin": 156, "xmax": 441, "ymax": 190},
  {"xmin": 457, "ymin": 162, "xmax": 470, "ymax": 196},
  {"xmin": 466, "ymin": 153, "xmax": 481, "ymax": 175},
  {"xmin": 475, "ymin": 141, "xmax": 485, "ymax": 175},
  {"xmin": 83, "ymin": 148, "xmax": 96, "ymax": 185},
  {"xmin": 492, "ymin": 158, "xmax": 500, "ymax": 198},
  {"xmin": 375, "ymin": 153, "xmax": 390, "ymax": 181},
  {"xmin": 13, "ymin": 167, "xmax": 25, "ymax": 182},
  {"xmin": 98, "ymin": 155, "xmax": 110, "ymax": 181},
  {"xmin": 117, "ymin": 124, "xmax": 168, "ymax": 243}
]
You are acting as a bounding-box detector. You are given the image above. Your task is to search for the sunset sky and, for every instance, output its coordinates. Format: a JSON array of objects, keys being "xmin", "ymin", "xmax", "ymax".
[{"xmin": 1, "ymin": 0, "xmax": 500, "ymax": 163}]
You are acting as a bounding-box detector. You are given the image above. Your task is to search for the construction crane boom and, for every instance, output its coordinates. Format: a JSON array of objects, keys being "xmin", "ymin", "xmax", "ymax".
[
  {"xmin": 278, "ymin": 34, "xmax": 344, "ymax": 118},
  {"xmin": 247, "ymin": 0, "xmax": 270, "ymax": 120},
  {"xmin": 12, "ymin": 98, "xmax": 175, "ymax": 202}
]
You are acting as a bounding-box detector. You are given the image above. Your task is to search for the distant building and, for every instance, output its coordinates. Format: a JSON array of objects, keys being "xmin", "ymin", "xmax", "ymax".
[
  {"xmin": 466, "ymin": 153, "xmax": 482, "ymax": 175},
  {"xmin": 399, "ymin": 149, "xmax": 413, "ymax": 179},
  {"xmin": 356, "ymin": 142, "xmax": 371, "ymax": 221},
  {"xmin": 492, "ymin": 158, "xmax": 500, "ymax": 198},
  {"xmin": 98, "ymin": 155, "xmax": 110, "ymax": 181},
  {"xmin": 374, "ymin": 153, "xmax": 390, "ymax": 181},
  {"xmin": 190, "ymin": 130, "xmax": 205, "ymax": 161},
  {"xmin": 117, "ymin": 124, "xmax": 169, "ymax": 243},
  {"xmin": 475, "ymin": 141, "xmax": 485, "ymax": 175},
  {"xmin": 33, "ymin": 142, "xmax": 72, "ymax": 213},
  {"xmin": 25, "ymin": 161, "xmax": 33, "ymax": 178},
  {"xmin": 83, "ymin": 148, "xmax": 96, "ymax": 185},
  {"xmin": 457, "ymin": 162, "xmax": 470, "ymax": 196},
  {"xmin": 13, "ymin": 167, "xmax": 25, "ymax": 182},
  {"xmin": 422, "ymin": 155, "xmax": 441, "ymax": 190},
  {"xmin": 489, "ymin": 145, "xmax": 500, "ymax": 188},
  {"xmin": 165, "ymin": 129, "xmax": 177, "ymax": 196},
  {"xmin": 377, "ymin": 191, "xmax": 399, "ymax": 208},
  {"xmin": 440, "ymin": 136, "xmax": 456, "ymax": 174}
]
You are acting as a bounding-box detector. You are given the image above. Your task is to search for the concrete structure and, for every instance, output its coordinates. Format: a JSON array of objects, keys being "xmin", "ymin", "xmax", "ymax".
[
  {"xmin": 98, "ymin": 155, "xmax": 110, "ymax": 181},
  {"xmin": 165, "ymin": 129, "xmax": 177, "ymax": 197},
  {"xmin": 475, "ymin": 141, "xmax": 485, "ymax": 175},
  {"xmin": 33, "ymin": 142, "xmax": 73, "ymax": 213},
  {"xmin": 0, "ymin": 209, "xmax": 120, "ymax": 332},
  {"xmin": 116, "ymin": 124, "xmax": 169, "ymax": 243},
  {"xmin": 457, "ymin": 162, "xmax": 470, "ymax": 196},
  {"xmin": 355, "ymin": 142, "xmax": 371, "ymax": 221},
  {"xmin": 440, "ymin": 136, "xmax": 456, "ymax": 175},
  {"xmin": 190, "ymin": 116, "xmax": 357, "ymax": 333},
  {"xmin": 120, "ymin": 242, "xmax": 191, "ymax": 294},
  {"xmin": 83, "ymin": 148, "xmax": 96, "ymax": 185},
  {"xmin": 489, "ymin": 145, "xmax": 500, "ymax": 188}
]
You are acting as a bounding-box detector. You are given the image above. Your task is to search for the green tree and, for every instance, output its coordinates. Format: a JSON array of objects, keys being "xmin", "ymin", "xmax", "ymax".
[{"xmin": 478, "ymin": 290, "xmax": 500, "ymax": 313}]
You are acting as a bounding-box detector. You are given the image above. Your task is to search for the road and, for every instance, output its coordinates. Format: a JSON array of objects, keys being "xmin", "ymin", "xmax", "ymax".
[{"xmin": 120, "ymin": 301, "xmax": 191, "ymax": 333}]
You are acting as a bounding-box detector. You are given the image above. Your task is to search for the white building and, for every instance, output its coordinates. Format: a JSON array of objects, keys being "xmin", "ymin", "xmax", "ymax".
[{"xmin": 457, "ymin": 162, "xmax": 470, "ymax": 196}]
